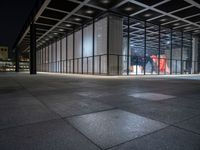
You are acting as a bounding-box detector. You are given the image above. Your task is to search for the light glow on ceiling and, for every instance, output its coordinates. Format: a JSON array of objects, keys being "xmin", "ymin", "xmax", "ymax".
[
  {"xmin": 124, "ymin": 7, "xmax": 134, "ymax": 11},
  {"xmin": 86, "ymin": 10, "xmax": 94, "ymax": 14},
  {"xmin": 101, "ymin": 0, "xmax": 110, "ymax": 4}
]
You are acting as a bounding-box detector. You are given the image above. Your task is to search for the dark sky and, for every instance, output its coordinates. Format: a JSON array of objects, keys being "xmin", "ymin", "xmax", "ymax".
[{"xmin": 0, "ymin": 0, "xmax": 37, "ymax": 56}]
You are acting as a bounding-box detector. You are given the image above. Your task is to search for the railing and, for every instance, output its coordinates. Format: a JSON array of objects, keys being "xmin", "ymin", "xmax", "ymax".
[
  {"xmin": 36, "ymin": 54, "xmax": 200, "ymax": 75},
  {"xmin": 0, "ymin": 61, "xmax": 29, "ymax": 72}
]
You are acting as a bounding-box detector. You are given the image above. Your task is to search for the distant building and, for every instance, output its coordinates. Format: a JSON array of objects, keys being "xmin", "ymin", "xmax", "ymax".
[{"xmin": 0, "ymin": 46, "xmax": 8, "ymax": 61}]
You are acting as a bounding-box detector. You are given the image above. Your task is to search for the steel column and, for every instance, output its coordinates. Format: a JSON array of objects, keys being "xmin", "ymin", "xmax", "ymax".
[{"xmin": 30, "ymin": 22, "xmax": 37, "ymax": 74}]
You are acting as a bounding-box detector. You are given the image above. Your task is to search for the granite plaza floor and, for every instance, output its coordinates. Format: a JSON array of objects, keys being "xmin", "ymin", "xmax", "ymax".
[{"xmin": 0, "ymin": 72, "xmax": 200, "ymax": 150}]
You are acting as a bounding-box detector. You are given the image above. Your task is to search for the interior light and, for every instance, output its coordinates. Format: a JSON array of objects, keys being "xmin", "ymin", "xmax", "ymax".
[
  {"xmin": 160, "ymin": 18, "xmax": 167, "ymax": 22},
  {"xmin": 65, "ymin": 24, "xmax": 72, "ymax": 27},
  {"xmin": 86, "ymin": 10, "xmax": 94, "ymax": 14},
  {"xmin": 53, "ymin": 33, "xmax": 58, "ymax": 35},
  {"xmin": 101, "ymin": 0, "xmax": 110, "ymax": 4},
  {"xmin": 74, "ymin": 18, "xmax": 81, "ymax": 21},
  {"xmin": 167, "ymin": 41, "xmax": 170, "ymax": 44},
  {"xmin": 124, "ymin": 7, "xmax": 134, "ymax": 11},
  {"xmin": 59, "ymin": 29, "xmax": 64, "ymax": 31},
  {"xmin": 144, "ymin": 14, "xmax": 152, "ymax": 17}
]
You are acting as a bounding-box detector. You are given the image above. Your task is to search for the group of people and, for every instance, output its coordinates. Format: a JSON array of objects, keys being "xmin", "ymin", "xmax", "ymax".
[{"xmin": 129, "ymin": 54, "xmax": 170, "ymax": 74}]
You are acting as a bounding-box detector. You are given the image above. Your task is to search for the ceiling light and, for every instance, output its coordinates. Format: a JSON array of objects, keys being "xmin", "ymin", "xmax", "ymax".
[
  {"xmin": 65, "ymin": 24, "xmax": 71, "ymax": 27},
  {"xmin": 101, "ymin": 0, "xmax": 110, "ymax": 4},
  {"xmin": 86, "ymin": 10, "xmax": 94, "ymax": 14},
  {"xmin": 74, "ymin": 18, "xmax": 81, "ymax": 21},
  {"xmin": 53, "ymin": 33, "xmax": 58, "ymax": 35},
  {"xmin": 45, "ymin": 38, "xmax": 49, "ymax": 41},
  {"xmin": 59, "ymin": 29, "xmax": 64, "ymax": 32},
  {"xmin": 124, "ymin": 7, "xmax": 134, "ymax": 11},
  {"xmin": 144, "ymin": 14, "xmax": 152, "ymax": 17},
  {"xmin": 160, "ymin": 18, "xmax": 167, "ymax": 22}
]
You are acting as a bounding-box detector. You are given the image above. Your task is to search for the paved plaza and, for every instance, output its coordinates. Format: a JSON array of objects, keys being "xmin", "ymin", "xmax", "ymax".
[{"xmin": 0, "ymin": 73, "xmax": 200, "ymax": 150}]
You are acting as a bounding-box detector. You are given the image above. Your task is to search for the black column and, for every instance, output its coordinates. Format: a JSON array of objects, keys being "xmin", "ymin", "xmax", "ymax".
[
  {"xmin": 73, "ymin": 30, "xmax": 75, "ymax": 74},
  {"xmin": 198, "ymin": 37, "xmax": 200, "ymax": 73},
  {"xmin": 55, "ymin": 39, "xmax": 57, "ymax": 73},
  {"xmin": 30, "ymin": 22, "xmax": 37, "ymax": 74},
  {"xmin": 15, "ymin": 48, "xmax": 19, "ymax": 72},
  {"xmin": 66, "ymin": 34, "xmax": 68, "ymax": 73},
  {"xmin": 60, "ymin": 38, "xmax": 62, "ymax": 73},
  {"xmin": 181, "ymin": 31, "xmax": 183, "ymax": 74},
  {"xmin": 92, "ymin": 19, "xmax": 95, "ymax": 75},
  {"xmin": 127, "ymin": 17, "xmax": 130, "ymax": 75},
  {"xmin": 170, "ymin": 29, "xmax": 173, "ymax": 74},
  {"xmin": 107, "ymin": 15, "xmax": 110, "ymax": 75},
  {"xmin": 190, "ymin": 34, "xmax": 193, "ymax": 74},
  {"xmin": 144, "ymin": 21, "xmax": 147, "ymax": 75},
  {"xmin": 158, "ymin": 25, "xmax": 161, "ymax": 75},
  {"xmin": 82, "ymin": 25, "xmax": 84, "ymax": 74}
]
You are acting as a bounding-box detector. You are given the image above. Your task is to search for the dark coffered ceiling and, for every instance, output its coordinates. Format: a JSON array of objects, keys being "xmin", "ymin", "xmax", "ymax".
[{"xmin": 16, "ymin": 0, "xmax": 200, "ymax": 52}]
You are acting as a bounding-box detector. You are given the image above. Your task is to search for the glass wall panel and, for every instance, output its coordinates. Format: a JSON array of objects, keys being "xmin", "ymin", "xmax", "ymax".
[
  {"xmin": 83, "ymin": 24, "xmax": 93, "ymax": 74},
  {"xmin": 160, "ymin": 27, "xmax": 171, "ymax": 74},
  {"xmin": 129, "ymin": 19, "xmax": 145, "ymax": 75},
  {"xmin": 52, "ymin": 42, "xmax": 56, "ymax": 72},
  {"xmin": 46, "ymin": 45, "xmax": 49, "ymax": 72},
  {"xmin": 172, "ymin": 31, "xmax": 181, "ymax": 74},
  {"xmin": 36, "ymin": 50, "xmax": 39, "ymax": 71},
  {"xmin": 146, "ymin": 23, "xmax": 159, "ymax": 75},
  {"xmin": 183, "ymin": 33, "xmax": 192, "ymax": 74},
  {"xmin": 94, "ymin": 17, "xmax": 107, "ymax": 74},
  {"xmin": 48, "ymin": 43, "xmax": 52, "ymax": 72},
  {"xmin": 39, "ymin": 49, "xmax": 42, "ymax": 72},
  {"xmin": 67, "ymin": 34, "xmax": 74, "ymax": 73},
  {"xmin": 56, "ymin": 40, "xmax": 60, "ymax": 73},
  {"xmin": 75, "ymin": 30, "xmax": 82, "ymax": 73},
  {"xmin": 43, "ymin": 47, "xmax": 45, "ymax": 72},
  {"xmin": 61, "ymin": 37, "xmax": 66, "ymax": 73}
]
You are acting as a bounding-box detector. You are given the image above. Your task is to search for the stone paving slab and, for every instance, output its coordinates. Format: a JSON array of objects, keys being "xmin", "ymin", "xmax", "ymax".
[
  {"xmin": 0, "ymin": 119, "xmax": 100, "ymax": 150},
  {"xmin": 109, "ymin": 126, "xmax": 200, "ymax": 150},
  {"xmin": 68, "ymin": 109, "xmax": 167, "ymax": 149}
]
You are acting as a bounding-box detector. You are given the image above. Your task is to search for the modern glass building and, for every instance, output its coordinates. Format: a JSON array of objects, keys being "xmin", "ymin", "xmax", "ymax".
[{"xmin": 13, "ymin": 0, "xmax": 200, "ymax": 75}]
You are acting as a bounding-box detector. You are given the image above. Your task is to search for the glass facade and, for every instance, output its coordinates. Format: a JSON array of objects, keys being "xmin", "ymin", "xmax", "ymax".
[{"xmin": 36, "ymin": 13, "xmax": 199, "ymax": 75}]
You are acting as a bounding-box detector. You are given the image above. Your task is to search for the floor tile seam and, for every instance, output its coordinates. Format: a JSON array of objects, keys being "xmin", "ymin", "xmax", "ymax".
[
  {"xmin": 119, "ymin": 98, "xmax": 200, "ymax": 112},
  {"xmin": 171, "ymin": 114, "xmax": 200, "ymax": 125},
  {"xmin": 62, "ymin": 107, "xmax": 118, "ymax": 119},
  {"xmin": 62, "ymin": 117, "xmax": 104, "ymax": 150},
  {"xmin": 112, "ymin": 100, "xmax": 151, "ymax": 108},
  {"xmin": 105, "ymin": 125, "xmax": 171, "ymax": 150},
  {"xmin": 12, "ymin": 79, "xmax": 64, "ymax": 119},
  {"xmin": 124, "ymin": 109, "xmax": 200, "ymax": 126},
  {"xmin": 0, "ymin": 118, "xmax": 62, "ymax": 132},
  {"xmin": 115, "ymin": 107, "xmax": 172, "ymax": 125},
  {"xmin": 171, "ymin": 125, "xmax": 200, "ymax": 136}
]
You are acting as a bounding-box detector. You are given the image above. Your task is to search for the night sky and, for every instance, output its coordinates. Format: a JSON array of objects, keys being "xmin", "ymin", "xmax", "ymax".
[{"xmin": 0, "ymin": 0, "xmax": 37, "ymax": 57}]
